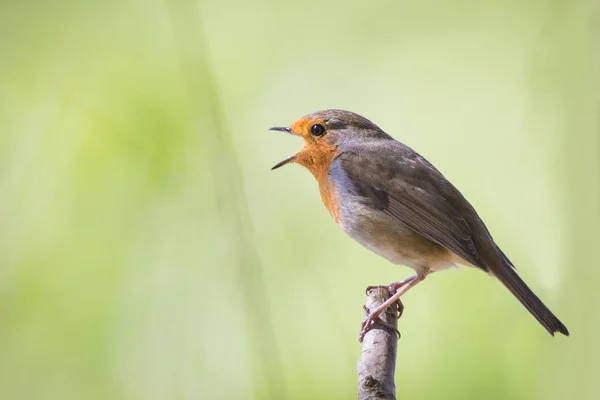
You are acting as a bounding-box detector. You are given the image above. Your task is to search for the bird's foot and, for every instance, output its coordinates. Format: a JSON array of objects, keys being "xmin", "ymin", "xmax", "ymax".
[
  {"xmin": 395, "ymin": 298, "xmax": 404, "ymax": 319},
  {"xmin": 364, "ymin": 288, "xmax": 405, "ymax": 320},
  {"xmin": 359, "ymin": 305, "xmax": 401, "ymax": 342},
  {"xmin": 364, "ymin": 284, "xmax": 390, "ymax": 295},
  {"xmin": 365, "ymin": 276, "xmax": 415, "ymax": 295}
]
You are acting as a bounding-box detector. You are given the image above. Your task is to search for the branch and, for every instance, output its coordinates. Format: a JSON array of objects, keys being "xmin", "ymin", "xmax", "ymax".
[{"xmin": 357, "ymin": 287, "xmax": 402, "ymax": 400}]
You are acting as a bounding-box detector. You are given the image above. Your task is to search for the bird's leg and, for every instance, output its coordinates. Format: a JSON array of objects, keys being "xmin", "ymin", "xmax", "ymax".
[
  {"xmin": 362, "ymin": 304, "xmax": 401, "ymax": 338},
  {"xmin": 365, "ymin": 276, "xmax": 415, "ymax": 295},
  {"xmin": 365, "ymin": 276, "xmax": 412, "ymax": 321},
  {"xmin": 359, "ymin": 275, "xmax": 424, "ymax": 342}
]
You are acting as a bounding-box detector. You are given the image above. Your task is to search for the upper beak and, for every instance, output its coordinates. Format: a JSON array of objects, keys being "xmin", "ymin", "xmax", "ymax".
[
  {"xmin": 269, "ymin": 126, "xmax": 297, "ymax": 170},
  {"xmin": 269, "ymin": 126, "xmax": 293, "ymax": 134}
]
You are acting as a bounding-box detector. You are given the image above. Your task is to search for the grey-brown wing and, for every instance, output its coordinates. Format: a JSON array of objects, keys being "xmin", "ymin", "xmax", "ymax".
[{"xmin": 337, "ymin": 145, "xmax": 487, "ymax": 271}]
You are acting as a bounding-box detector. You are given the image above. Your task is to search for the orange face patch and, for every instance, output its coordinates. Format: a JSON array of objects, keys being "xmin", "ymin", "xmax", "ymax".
[
  {"xmin": 290, "ymin": 117, "xmax": 324, "ymax": 139},
  {"xmin": 288, "ymin": 117, "xmax": 340, "ymax": 224},
  {"xmin": 290, "ymin": 117, "xmax": 336, "ymax": 178}
]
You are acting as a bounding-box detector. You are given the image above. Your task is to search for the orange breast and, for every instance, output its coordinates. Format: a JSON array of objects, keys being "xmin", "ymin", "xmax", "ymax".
[
  {"xmin": 294, "ymin": 137, "xmax": 341, "ymax": 224},
  {"xmin": 319, "ymin": 180, "xmax": 341, "ymax": 224}
]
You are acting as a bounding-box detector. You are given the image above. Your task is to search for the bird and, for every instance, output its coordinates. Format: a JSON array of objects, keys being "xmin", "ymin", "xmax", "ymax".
[{"xmin": 270, "ymin": 109, "xmax": 569, "ymax": 341}]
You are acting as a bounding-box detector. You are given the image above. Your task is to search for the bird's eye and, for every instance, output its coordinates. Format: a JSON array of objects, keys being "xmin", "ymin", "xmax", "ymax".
[{"xmin": 310, "ymin": 124, "xmax": 326, "ymax": 137}]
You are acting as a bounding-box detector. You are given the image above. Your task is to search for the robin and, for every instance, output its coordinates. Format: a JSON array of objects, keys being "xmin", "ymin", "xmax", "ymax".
[{"xmin": 270, "ymin": 109, "xmax": 569, "ymax": 341}]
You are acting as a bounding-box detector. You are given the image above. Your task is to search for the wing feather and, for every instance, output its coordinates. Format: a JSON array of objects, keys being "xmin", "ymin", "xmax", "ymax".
[{"xmin": 337, "ymin": 145, "xmax": 486, "ymax": 271}]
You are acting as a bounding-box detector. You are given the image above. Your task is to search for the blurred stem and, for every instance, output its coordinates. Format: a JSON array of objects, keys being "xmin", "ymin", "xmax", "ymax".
[
  {"xmin": 165, "ymin": 1, "xmax": 284, "ymax": 398},
  {"xmin": 533, "ymin": 1, "xmax": 600, "ymax": 398}
]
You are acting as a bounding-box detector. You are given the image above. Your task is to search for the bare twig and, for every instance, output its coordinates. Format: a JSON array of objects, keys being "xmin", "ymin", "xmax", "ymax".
[{"xmin": 357, "ymin": 288, "xmax": 402, "ymax": 400}]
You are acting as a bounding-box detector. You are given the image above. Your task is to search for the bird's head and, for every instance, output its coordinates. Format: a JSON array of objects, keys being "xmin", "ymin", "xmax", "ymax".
[{"xmin": 270, "ymin": 109, "xmax": 390, "ymax": 172}]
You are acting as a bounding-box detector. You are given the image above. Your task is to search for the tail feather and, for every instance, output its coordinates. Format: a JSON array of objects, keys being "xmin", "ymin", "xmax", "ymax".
[{"xmin": 492, "ymin": 263, "xmax": 569, "ymax": 336}]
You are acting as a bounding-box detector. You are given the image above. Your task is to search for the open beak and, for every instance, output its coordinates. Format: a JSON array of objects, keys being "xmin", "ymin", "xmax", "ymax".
[{"xmin": 270, "ymin": 126, "xmax": 297, "ymax": 170}]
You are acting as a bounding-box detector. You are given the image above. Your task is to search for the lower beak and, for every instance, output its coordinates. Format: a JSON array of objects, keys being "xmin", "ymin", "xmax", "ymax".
[
  {"xmin": 269, "ymin": 126, "xmax": 297, "ymax": 170},
  {"xmin": 271, "ymin": 154, "xmax": 297, "ymax": 170}
]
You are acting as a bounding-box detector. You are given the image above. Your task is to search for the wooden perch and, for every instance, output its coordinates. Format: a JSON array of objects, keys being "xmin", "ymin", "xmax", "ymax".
[{"xmin": 357, "ymin": 287, "xmax": 402, "ymax": 400}]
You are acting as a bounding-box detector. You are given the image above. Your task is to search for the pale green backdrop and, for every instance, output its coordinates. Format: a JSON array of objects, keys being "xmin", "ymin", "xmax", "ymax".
[{"xmin": 1, "ymin": 1, "xmax": 599, "ymax": 399}]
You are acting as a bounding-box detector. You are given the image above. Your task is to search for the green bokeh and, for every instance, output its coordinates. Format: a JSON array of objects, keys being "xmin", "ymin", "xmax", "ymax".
[{"xmin": 1, "ymin": 1, "xmax": 598, "ymax": 399}]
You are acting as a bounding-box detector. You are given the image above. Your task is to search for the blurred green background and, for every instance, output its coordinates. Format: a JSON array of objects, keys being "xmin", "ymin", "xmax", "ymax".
[{"xmin": 1, "ymin": 1, "xmax": 599, "ymax": 399}]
